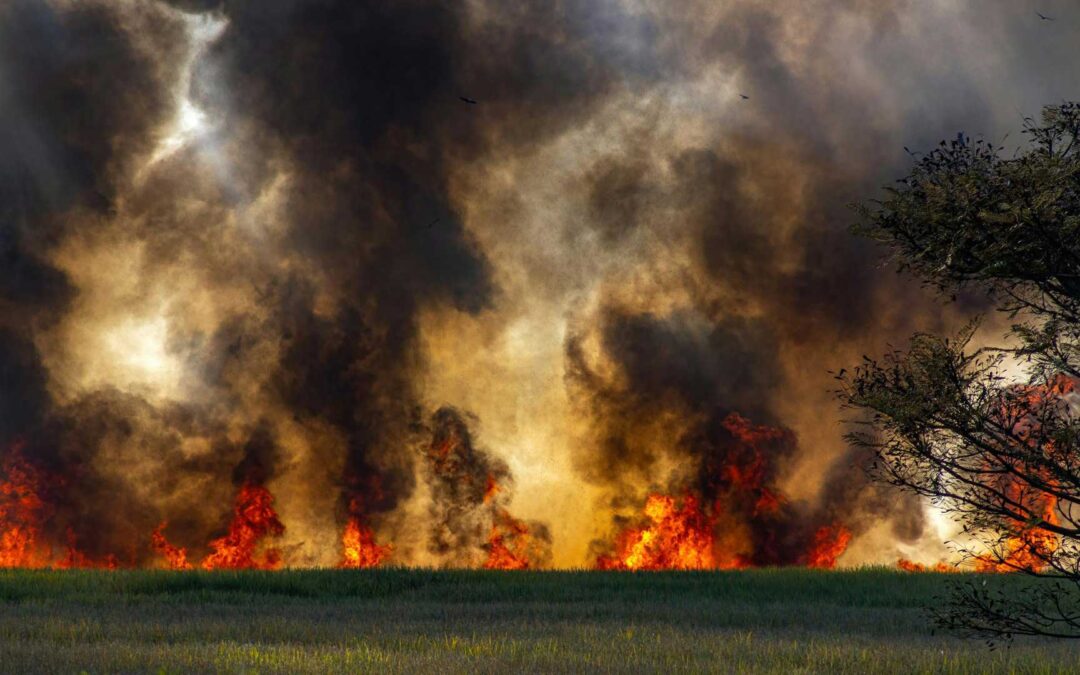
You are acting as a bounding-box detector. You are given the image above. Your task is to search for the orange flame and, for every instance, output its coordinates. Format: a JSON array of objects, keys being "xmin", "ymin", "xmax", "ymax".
[
  {"xmin": 1, "ymin": 449, "xmax": 125, "ymax": 569},
  {"xmin": 338, "ymin": 517, "xmax": 392, "ymax": 568},
  {"xmin": 0, "ymin": 446, "xmax": 50, "ymax": 568},
  {"xmin": 971, "ymin": 376, "xmax": 1072, "ymax": 573},
  {"xmin": 484, "ymin": 511, "xmax": 532, "ymax": 570},
  {"xmin": 974, "ymin": 497, "xmax": 1059, "ymax": 573},
  {"xmin": 595, "ymin": 412, "xmax": 855, "ymax": 571},
  {"xmin": 805, "ymin": 524, "xmax": 851, "ymax": 569},
  {"xmin": 201, "ymin": 483, "xmax": 285, "ymax": 570},
  {"xmin": 596, "ymin": 494, "xmax": 721, "ymax": 571},
  {"xmin": 151, "ymin": 522, "xmax": 192, "ymax": 570},
  {"xmin": 716, "ymin": 413, "xmax": 791, "ymax": 513},
  {"xmin": 483, "ymin": 474, "xmax": 501, "ymax": 504},
  {"xmin": 897, "ymin": 558, "xmax": 955, "ymax": 572},
  {"xmin": 3, "ymin": 446, "xmax": 398, "ymax": 571},
  {"xmin": 596, "ymin": 493, "xmax": 853, "ymax": 571}
]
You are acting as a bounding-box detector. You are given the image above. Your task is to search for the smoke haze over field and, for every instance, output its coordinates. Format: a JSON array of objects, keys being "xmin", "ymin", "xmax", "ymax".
[{"xmin": 1, "ymin": 0, "xmax": 1078, "ymax": 567}]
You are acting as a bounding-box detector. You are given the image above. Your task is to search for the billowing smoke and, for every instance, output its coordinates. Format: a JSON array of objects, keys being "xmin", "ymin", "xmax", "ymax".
[
  {"xmin": 1, "ymin": 0, "xmax": 1078, "ymax": 568},
  {"xmin": 421, "ymin": 407, "xmax": 551, "ymax": 568}
]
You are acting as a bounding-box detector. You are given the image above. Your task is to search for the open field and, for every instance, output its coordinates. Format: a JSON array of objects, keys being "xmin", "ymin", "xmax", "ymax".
[{"xmin": 0, "ymin": 568, "xmax": 1077, "ymax": 673}]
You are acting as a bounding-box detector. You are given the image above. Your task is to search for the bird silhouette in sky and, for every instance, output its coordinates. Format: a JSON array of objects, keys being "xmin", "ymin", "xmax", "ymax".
[
  {"xmin": 1036, "ymin": 11, "xmax": 1054, "ymax": 21},
  {"xmin": 459, "ymin": 96, "xmax": 478, "ymax": 104},
  {"xmin": 739, "ymin": 94, "xmax": 750, "ymax": 101}
]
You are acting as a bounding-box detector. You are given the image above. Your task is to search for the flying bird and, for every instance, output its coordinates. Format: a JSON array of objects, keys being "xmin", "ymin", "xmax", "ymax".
[
  {"xmin": 1036, "ymin": 11, "xmax": 1054, "ymax": 21},
  {"xmin": 739, "ymin": 94, "xmax": 750, "ymax": 100},
  {"xmin": 459, "ymin": 96, "xmax": 478, "ymax": 104}
]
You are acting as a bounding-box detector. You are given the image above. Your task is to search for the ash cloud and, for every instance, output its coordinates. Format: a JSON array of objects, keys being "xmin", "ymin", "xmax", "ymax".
[
  {"xmin": 0, "ymin": 0, "xmax": 640, "ymax": 565},
  {"xmin": 0, "ymin": 0, "xmax": 177, "ymax": 446},
  {"xmin": 561, "ymin": 0, "xmax": 1080, "ymax": 562},
  {"xmin": 2, "ymin": 0, "xmax": 1079, "ymax": 567}
]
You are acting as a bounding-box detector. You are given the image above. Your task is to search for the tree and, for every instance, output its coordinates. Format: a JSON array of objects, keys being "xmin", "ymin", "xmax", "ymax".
[{"xmin": 840, "ymin": 103, "xmax": 1080, "ymax": 640}]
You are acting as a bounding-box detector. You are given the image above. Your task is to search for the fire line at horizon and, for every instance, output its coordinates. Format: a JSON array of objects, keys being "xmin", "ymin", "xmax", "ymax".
[{"xmin": 2, "ymin": 0, "xmax": 1078, "ymax": 571}]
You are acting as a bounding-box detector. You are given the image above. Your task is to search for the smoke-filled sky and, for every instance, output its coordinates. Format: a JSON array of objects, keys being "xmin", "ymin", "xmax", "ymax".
[{"xmin": 1, "ymin": 0, "xmax": 1078, "ymax": 568}]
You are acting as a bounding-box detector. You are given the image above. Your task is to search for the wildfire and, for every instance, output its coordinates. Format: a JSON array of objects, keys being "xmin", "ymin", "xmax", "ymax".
[
  {"xmin": 484, "ymin": 511, "xmax": 532, "ymax": 570},
  {"xmin": 151, "ymin": 523, "xmax": 192, "ymax": 570},
  {"xmin": 21, "ymin": 380, "xmax": 1075, "ymax": 574},
  {"xmin": 894, "ymin": 377, "xmax": 1073, "ymax": 575},
  {"xmin": 974, "ymin": 495, "xmax": 1059, "ymax": 573},
  {"xmin": 970, "ymin": 376, "xmax": 1073, "ymax": 573},
  {"xmin": 597, "ymin": 494, "xmax": 719, "ymax": 571},
  {"xmin": 805, "ymin": 525, "xmax": 851, "ymax": 569},
  {"xmin": 201, "ymin": 483, "xmax": 285, "ymax": 570},
  {"xmin": 57, "ymin": 533, "xmax": 121, "ymax": 570},
  {"xmin": 595, "ymin": 412, "xmax": 856, "ymax": 571},
  {"xmin": 0, "ymin": 446, "xmax": 49, "ymax": 568},
  {"xmin": 483, "ymin": 474, "xmax": 500, "ymax": 504},
  {"xmin": 1, "ymin": 448, "xmax": 129, "ymax": 569},
  {"xmin": 713, "ymin": 413, "xmax": 791, "ymax": 516},
  {"xmin": 1, "ymin": 439, "xmax": 402, "ymax": 571},
  {"xmin": 338, "ymin": 517, "xmax": 392, "ymax": 568},
  {"xmin": 147, "ymin": 483, "xmax": 287, "ymax": 570},
  {"xmin": 897, "ymin": 558, "xmax": 955, "ymax": 573}
]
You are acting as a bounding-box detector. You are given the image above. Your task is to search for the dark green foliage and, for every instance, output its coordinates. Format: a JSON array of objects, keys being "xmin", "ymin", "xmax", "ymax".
[
  {"xmin": 854, "ymin": 104, "xmax": 1080, "ymax": 321},
  {"xmin": 843, "ymin": 103, "xmax": 1080, "ymax": 640},
  {"xmin": 0, "ymin": 568, "xmax": 1077, "ymax": 673}
]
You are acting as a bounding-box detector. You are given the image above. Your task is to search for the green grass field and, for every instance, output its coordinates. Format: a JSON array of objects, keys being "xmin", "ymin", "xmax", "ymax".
[{"xmin": 0, "ymin": 568, "xmax": 1077, "ymax": 673}]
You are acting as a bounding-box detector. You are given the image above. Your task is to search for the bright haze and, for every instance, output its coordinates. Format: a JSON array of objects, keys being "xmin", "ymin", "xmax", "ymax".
[{"xmin": 0, "ymin": 0, "xmax": 1077, "ymax": 570}]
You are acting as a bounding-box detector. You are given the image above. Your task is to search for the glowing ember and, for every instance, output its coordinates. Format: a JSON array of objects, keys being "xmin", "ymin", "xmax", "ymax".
[
  {"xmin": 754, "ymin": 488, "xmax": 783, "ymax": 516},
  {"xmin": 338, "ymin": 517, "xmax": 392, "ymax": 568},
  {"xmin": 714, "ymin": 414, "xmax": 791, "ymax": 513},
  {"xmin": 151, "ymin": 523, "xmax": 192, "ymax": 570},
  {"xmin": 483, "ymin": 474, "xmax": 501, "ymax": 504},
  {"xmin": 484, "ymin": 511, "xmax": 532, "ymax": 570},
  {"xmin": 805, "ymin": 525, "xmax": 851, "ymax": 569},
  {"xmin": 201, "ymin": 484, "xmax": 285, "ymax": 570},
  {"xmin": 897, "ymin": 558, "xmax": 955, "ymax": 572}
]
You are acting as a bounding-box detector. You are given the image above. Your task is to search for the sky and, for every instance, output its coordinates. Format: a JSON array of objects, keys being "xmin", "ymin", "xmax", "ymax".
[{"xmin": 1, "ymin": 0, "xmax": 1078, "ymax": 568}]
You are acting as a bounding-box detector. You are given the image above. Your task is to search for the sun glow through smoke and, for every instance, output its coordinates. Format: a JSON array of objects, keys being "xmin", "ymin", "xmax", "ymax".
[
  {"xmin": 148, "ymin": 11, "xmax": 226, "ymax": 167},
  {"xmin": 101, "ymin": 315, "xmax": 179, "ymax": 391}
]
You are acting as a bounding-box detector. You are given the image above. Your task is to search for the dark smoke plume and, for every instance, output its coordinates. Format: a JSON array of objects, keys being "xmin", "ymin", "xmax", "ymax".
[
  {"xmin": 422, "ymin": 407, "xmax": 551, "ymax": 567},
  {"xmin": 0, "ymin": 0, "xmax": 629, "ymax": 566},
  {"xmin": 2, "ymin": 0, "xmax": 1079, "ymax": 567}
]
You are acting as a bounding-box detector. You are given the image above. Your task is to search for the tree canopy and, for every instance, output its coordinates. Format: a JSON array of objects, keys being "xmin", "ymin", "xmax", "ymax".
[{"xmin": 842, "ymin": 103, "xmax": 1080, "ymax": 640}]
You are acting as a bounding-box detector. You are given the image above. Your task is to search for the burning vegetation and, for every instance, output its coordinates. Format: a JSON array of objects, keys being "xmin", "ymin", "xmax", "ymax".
[
  {"xmin": 0, "ymin": 443, "xmax": 394, "ymax": 570},
  {"xmin": 874, "ymin": 373, "xmax": 1076, "ymax": 575},
  {"xmin": 0, "ymin": 408, "xmax": 550, "ymax": 570},
  {"xmin": 3, "ymin": 0, "xmax": 1041, "ymax": 575},
  {"xmin": 423, "ymin": 408, "xmax": 551, "ymax": 570},
  {"xmin": 484, "ymin": 511, "xmax": 534, "ymax": 570},
  {"xmin": 0, "ymin": 446, "xmax": 49, "ymax": 568},
  {"xmin": 198, "ymin": 484, "xmax": 285, "ymax": 571},
  {"xmin": 594, "ymin": 414, "xmax": 853, "ymax": 570},
  {"xmin": 339, "ymin": 518, "xmax": 393, "ymax": 569}
]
